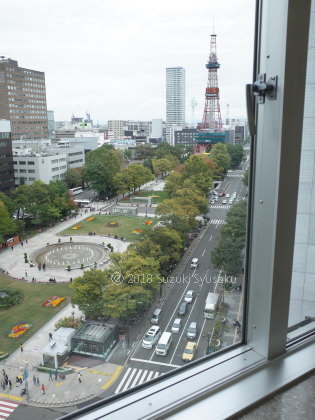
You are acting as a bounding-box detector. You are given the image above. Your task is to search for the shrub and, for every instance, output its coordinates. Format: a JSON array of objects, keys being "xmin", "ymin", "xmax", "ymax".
[
  {"xmin": 0, "ymin": 289, "xmax": 23, "ymax": 310},
  {"xmin": 54, "ymin": 316, "xmax": 83, "ymax": 330}
]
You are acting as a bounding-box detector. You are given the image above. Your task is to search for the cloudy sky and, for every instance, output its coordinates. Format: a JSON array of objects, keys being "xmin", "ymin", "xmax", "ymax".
[{"xmin": 2, "ymin": 0, "xmax": 255, "ymax": 124}]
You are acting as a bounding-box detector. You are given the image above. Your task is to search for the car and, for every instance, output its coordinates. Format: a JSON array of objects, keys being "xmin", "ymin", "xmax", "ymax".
[
  {"xmin": 229, "ymin": 200, "xmax": 233, "ymax": 204},
  {"xmin": 218, "ymin": 192, "xmax": 225, "ymax": 197},
  {"xmin": 178, "ymin": 301, "xmax": 188, "ymax": 316},
  {"xmin": 227, "ymin": 170, "xmax": 234, "ymax": 173},
  {"xmin": 187, "ymin": 322, "xmax": 198, "ymax": 339},
  {"xmin": 214, "ymin": 196, "xmax": 218, "ymax": 201},
  {"xmin": 142, "ymin": 325, "xmax": 161, "ymax": 349},
  {"xmin": 184, "ymin": 290, "xmax": 195, "ymax": 303},
  {"xmin": 226, "ymin": 193, "xmax": 230, "ymax": 198},
  {"xmin": 222, "ymin": 199, "xmax": 227, "ymax": 204},
  {"xmin": 182, "ymin": 341, "xmax": 197, "ymax": 362},
  {"xmin": 190, "ymin": 258, "xmax": 199, "ymax": 269},
  {"xmin": 210, "ymin": 200, "xmax": 215, "ymax": 204},
  {"xmin": 171, "ymin": 318, "xmax": 182, "ymax": 333}
]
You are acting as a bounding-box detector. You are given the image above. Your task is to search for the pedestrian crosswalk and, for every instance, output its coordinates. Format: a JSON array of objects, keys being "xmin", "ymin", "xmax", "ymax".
[
  {"xmin": 0, "ymin": 399, "xmax": 19, "ymax": 419},
  {"xmin": 114, "ymin": 367, "xmax": 161, "ymax": 394},
  {"xmin": 210, "ymin": 205, "xmax": 231, "ymax": 209},
  {"xmin": 210, "ymin": 219, "xmax": 226, "ymax": 225}
]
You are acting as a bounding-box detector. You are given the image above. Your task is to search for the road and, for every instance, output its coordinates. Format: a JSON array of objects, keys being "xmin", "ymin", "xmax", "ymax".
[{"xmin": 110, "ymin": 168, "xmax": 247, "ymax": 395}]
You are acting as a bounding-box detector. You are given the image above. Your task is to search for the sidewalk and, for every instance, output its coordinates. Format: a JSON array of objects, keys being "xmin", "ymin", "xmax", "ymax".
[
  {"xmin": 0, "ymin": 303, "xmax": 123, "ymax": 407},
  {"xmin": 0, "ymin": 206, "xmax": 129, "ymax": 283}
]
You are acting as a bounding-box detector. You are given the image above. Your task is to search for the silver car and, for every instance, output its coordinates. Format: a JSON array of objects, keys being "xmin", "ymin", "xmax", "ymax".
[
  {"xmin": 184, "ymin": 290, "xmax": 195, "ymax": 303},
  {"xmin": 187, "ymin": 322, "xmax": 198, "ymax": 340},
  {"xmin": 171, "ymin": 318, "xmax": 182, "ymax": 333}
]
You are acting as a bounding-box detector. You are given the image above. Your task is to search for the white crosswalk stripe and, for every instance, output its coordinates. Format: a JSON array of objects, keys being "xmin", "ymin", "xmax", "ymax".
[
  {"xmin": 0, "ymin": 399, "xmax": 20, "ymax": 419},
  {"xmin": 210, "ymin": 205, "xmax": 231, "ymax": 209},
  {"xmin": 209, "ymin": 219, "xmax": 226, "ymax": 225},
  {"xmin": 114, "ymin": 368, "xmax": 161, "ymax": 394}
]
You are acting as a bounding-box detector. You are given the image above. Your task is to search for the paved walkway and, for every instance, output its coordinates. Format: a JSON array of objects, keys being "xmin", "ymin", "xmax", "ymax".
[
  {"xmin": 0, "ymin": 203, "xmax": 129, "ymax": 283},
  {"xmin": 0, "ymin": 303, "xmax": 123, "ymax": 407}
]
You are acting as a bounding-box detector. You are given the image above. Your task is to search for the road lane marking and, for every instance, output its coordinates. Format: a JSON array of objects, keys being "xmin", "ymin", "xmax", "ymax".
[
  {"xmin": 202, "ymin": 249, "xmax": 206, "ymax": 257},
  {"xmin": 121, "ymin": 368, "xmax": 137, "ymax": 392},
  {"xmin": 131, "ymin": 369, "xmax": 143, "ymax": 387},
  {"xmin": 130, "ymin": 358, "xmax": 181, "ymax": 368},
  {"xmin": 209, "ymin": 235, "xmax": 213, "ymax": 242},
  {"xmin": 112, "ymin": 367, "xmax": 131, "ymax": 393},
  {"xmin": 138, "ymin": 370, "xmax": 149, "ymax": 385}
]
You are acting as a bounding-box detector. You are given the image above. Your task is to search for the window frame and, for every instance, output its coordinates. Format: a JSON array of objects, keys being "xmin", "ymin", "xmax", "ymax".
[{"xmin": 59, "ymin": 1, "xmax": 314, "ymax": 418}]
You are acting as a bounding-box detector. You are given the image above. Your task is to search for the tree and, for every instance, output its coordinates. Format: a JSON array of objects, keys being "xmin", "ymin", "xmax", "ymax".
[
  {"xmin": 152, "ymin": 158, "xmax": 174, "ymax": 177},
  {"xmin": 173, "ymin": 188, "xmax": 208, "ymax": 215},
  {"xmin": 84, "ymin": 147, "xmax": 122, "ymax": 198},
  {"xmin": 156, "ymin": 197, "xmax": 199, "ymax": 234},
  {"xmin": 164, "ymin": 172, "xmax": 183, "ymax": 197},
  {"xmin": 134, "ymin": 144, "xmax": 155, "ymax": 160},
  {"xmin": 124, "ymin": 148, "xmax": 132, "ymax": 161},
  {"xmin": 243, "ymin": 168, "xmax": 249, "ymax": 186},
  {"xmin": 71, "ymin": 269, "xmax": 110, "ymax": 318},
  {"xmin": 209, "ymin": 143, "xmax": 231, "ymax": 175},
  {"xmin": 63, "ymin": 168, "xmax": 84, "ymax": 189},
  {"xmin": 182, "ymin": 155, "xmax": 213, "ymax": 193},
  {"xmin": 226, "ymin": 144, "xmax": 245, "ymax": 168},
  {"xmin": 0, "ymin": 201, "xmax": 17, "ymax": 242},
  {"xmin": 211, "ymin": 235, "xmax": 243, "ymax": 276}
]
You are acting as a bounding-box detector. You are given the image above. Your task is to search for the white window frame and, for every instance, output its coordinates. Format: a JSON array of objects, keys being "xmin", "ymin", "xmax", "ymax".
[{"xmin": 59, "ymin": 1, "xmax": 314, "ymax": 419}]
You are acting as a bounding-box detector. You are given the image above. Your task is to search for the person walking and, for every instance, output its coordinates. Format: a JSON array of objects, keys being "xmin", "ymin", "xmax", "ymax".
[
  {"xmin": 54, "ymin": 369, "xmax": 58, "ymax": 380},
  {"xmin": 36, "ymin": 376, "xmax": 40, "ymax": 386},
  {"xmin": 1, "ymin": 380, "xmax": 5, "ymax": 390},
  {"xmin": 49, "ymin": 332, "xmax": 53, "ymax": 341},
  {"xmin": 48, "ymin": 370, "xmax": 53, "ymax": 381},
  {"xmin": 8, "ymin": 379, "xmax": 12, "ymax": 390},
  {"xmin": 41, "ymin": 384, "xmax": 45, "ymax": 394},
  {"xmin": 33, "ymin": 375, "xmax": 36, "ymax": 385},
  {"xmin": 25, "ymin": 270, "xmax": 27, "ymax": 278},
  {"xmin": 20, "ymin": 343, "xmax": 23, "ymax": 352},
  {"xmin": 78, "ymin": 372, "xmax": 82, "ymax": 383}
]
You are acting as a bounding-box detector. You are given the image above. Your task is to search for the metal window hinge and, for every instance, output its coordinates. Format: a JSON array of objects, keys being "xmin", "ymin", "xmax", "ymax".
[{"xmin": 246, "ymin": 73, "xmax": 278, "ymax": 136}]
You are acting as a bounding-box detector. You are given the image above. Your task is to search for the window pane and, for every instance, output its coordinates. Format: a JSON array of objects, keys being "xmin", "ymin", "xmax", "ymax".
[{"xmin": 288, "ymin": 0, "xmax": 315, "ymax": 336}]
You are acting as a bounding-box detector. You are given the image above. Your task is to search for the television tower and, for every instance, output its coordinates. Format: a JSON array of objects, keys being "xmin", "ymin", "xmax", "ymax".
[
  {"xmin": 200, "ymin": 34, "xmax": 222, "ymax": 130},
  {"xmin": 194, "ymin": 34, "xmax": 226, "ymax": 153}
]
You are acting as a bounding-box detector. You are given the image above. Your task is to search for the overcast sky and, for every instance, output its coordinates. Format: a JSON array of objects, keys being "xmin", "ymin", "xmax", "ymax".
[{"xmin": 2, "ymin": 0, "xmax": 255, "ymax": 124}]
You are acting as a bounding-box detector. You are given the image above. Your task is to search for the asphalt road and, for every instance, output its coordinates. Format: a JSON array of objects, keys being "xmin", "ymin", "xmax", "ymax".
[{"xmin": 111, "ymin": 168, "xmax": 247, "ymax": 395}]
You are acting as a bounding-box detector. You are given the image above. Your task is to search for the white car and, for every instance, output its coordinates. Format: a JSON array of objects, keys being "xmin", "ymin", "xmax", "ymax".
[
  {"xmin": 142, "ymin": 326, "xmax": 161, "ymax": 349},
  {"xmin": 171, "ymin": 318, "xmax": 182, "ymax": 333},
  {"xmin": 226, "ymin": 193, "xmax": 230, "ymax": 198},
  {"xmin": 222, "ymin": 199, "xmax": 227, "ymax": 204},
  {"xmin": 210, "ymin": 200, "xmax": 215, "ymax": 204},
  {"xmin": 184, "ymin": 290, "xmax": 195, "ymax": 303}
]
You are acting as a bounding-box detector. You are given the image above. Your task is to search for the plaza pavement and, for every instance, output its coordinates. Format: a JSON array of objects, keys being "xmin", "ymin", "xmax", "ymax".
[{"xmin": 0, "ymin": 179, "xmax": 168, "ymax": 408}]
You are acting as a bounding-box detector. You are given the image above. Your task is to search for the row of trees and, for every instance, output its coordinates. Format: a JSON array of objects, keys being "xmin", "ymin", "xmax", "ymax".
[
  {"xmin": 0, "ymin": 180, "xmax": 76, "ymax": 241},
  {"xmin": 211, "ymin": 200, "xmax": 247, "ymax": 277},
  {"xmin": 70, "ymin": 154, "xmax": 213, "ymax": 320}
]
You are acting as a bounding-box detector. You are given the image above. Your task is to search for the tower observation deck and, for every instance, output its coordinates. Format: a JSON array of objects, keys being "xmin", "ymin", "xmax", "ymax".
[{"xmin": 195, "ymin": 34, "xmax": 227, "ymax": 153}]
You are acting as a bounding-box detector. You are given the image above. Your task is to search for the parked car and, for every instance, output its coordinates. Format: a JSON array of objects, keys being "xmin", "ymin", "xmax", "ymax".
[
  {"xmin": 171, "ymin": 318, "xmax": 182, "ymax": 333},
  {"xmin": 178, "ymin": 301, "xmax": 188, "ymax": 316},
  {"xmin": 142, "ymin": 326, "xmax": 161, "ymax": 349},
  {"xmin": 182, "ymin": 341, "xmax": 197, "ymax": 362},
  {"xmin": 184, "ymin": 290, "xmax": 195, "ymax": 303},
  {"xmin": 222, "ymin": 199, "xmax": 227, "ymax": 204}
]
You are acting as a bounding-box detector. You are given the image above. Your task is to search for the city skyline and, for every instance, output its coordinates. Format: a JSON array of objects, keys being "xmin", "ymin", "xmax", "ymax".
[{"xmin": 1, "ymin": 0, "xmax": 255, "ymax": 123}]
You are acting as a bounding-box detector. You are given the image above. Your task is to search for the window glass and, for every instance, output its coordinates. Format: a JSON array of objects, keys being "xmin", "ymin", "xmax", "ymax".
[{"xmin": 288, "ymin": 0, "xmax": 315, "ymax": 337}]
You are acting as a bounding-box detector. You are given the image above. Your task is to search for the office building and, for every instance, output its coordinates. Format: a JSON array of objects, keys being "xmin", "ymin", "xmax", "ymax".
[
  {"xmin": 0, "ymin": 57, "xmax": 49, "ymax": 141},
  {"xmin": 166, "ymin": 67, "xmax": 185, "ymax": 143},
  {"xmin": 174, "ymin": 128, "xmax": 198, "ymax": 147},
  {"xmin": 0, "ymin": 119, "xmax": 15, "ymax": 193},
  {"xmin": 47, "ymin": 110, "xmax": 55, "ymax": 140}
]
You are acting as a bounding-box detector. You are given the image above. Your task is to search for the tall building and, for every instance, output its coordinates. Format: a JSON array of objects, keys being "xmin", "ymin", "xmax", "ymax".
[
  {"xmin": 0, "ymin": 57, "xmax": 49, "ymax": 141},
  {"xmin": 0, "ymin": 119, "xmax": 15, "ymax": 193},
  {"xmin": 166, "ymin": 67, "xmax": 185, "ymax": 143}
]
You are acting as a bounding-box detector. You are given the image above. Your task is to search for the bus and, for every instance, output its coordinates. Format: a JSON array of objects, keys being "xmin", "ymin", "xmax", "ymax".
[
  {"xmin": 68, "ymin": 186, "xmax": 83, "ymax": 196},
  {"xmin": 74, "ymin": 198, "xmax": 92, "ymax": 207}
]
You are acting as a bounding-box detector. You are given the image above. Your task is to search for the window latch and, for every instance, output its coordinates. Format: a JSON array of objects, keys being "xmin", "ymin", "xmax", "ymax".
[
  {"xmin": 246, "ymin": 73, "xmax": 278, "ymax": 136},
  {"xmin": 252, "ymin": 73, "xmax": 278, "ymax": 104}
]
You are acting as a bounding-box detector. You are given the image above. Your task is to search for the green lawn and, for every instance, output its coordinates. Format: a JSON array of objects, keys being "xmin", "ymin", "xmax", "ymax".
[
  {"xmin": 0, "ymin": 275, "xmax": 74, "ymax": 355},
  {"xmin": 121, "ymin": 190, "xmax": 169, "ymax": 204},
  {"xmin": 59, "ymin": 215, "xmax": 158, "ymax": 241}
]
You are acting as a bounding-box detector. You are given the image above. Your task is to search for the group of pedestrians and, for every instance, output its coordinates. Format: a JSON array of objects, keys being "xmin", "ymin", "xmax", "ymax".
[{"xmin": 1, "ymin": 370, "xmax": 12, "ymax": 391}]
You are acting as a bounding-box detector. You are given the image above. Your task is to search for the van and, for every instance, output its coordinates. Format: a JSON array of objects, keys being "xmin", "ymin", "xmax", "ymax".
[
  {"xmin": 155, "ymin": 332, "xmax": 172, "ymax": 356},
  {"xmin": 151, "ymin": 308, "xmax": 161, "ymax": 324},
  {"xmin": 191, "ymin": 258, "xmax": 199, "ymax": 269}
]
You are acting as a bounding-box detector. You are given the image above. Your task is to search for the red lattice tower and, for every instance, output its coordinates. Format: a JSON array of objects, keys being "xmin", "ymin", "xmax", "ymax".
[{"xmin": 200, "ymin": 34, "xmax": 223, "ymax": 130}]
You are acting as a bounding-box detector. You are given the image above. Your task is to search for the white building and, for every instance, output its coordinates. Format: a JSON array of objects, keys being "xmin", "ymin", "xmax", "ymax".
[
  {"xmin": 13, "ymin": 152, "xmax": 68, "ymax": 185},
  {"xmin": 108, "ymin": 120, "xmax": 125, "ymax": 140},
  {"xmin": 166, "ymin": 67, "xmax": 185, "ymax": 143},
  {"xmin": 151, "ymin": 119, "xmax": 163, "ymax": 139}
]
